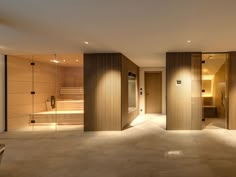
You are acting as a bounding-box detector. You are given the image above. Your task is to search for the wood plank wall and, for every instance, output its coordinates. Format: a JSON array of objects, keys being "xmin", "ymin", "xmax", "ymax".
[
  {"xmin": 59, "ymin": 67, "xmax": 84, "ymax": 100},
  {"xmin": 84, "ymin": 53, "xmax": 139, "ymax": 131},
  {"xmin": 191, "ymin": 53, "xmax": 202, "ymax": 130},
  {"xmin": 84, "ymin": 53, "xmax": 122, "ymax": 131},
  {"xmin": 228, "ymin": 52, "xmax": 236, "ymax": 129},
  {"xmin": 166, "ymin": 52, "xmax": 202, "ymax": 130},
  {"xmin": 121, "ymin": 55, "xmax": 139, "ymax": 129}
]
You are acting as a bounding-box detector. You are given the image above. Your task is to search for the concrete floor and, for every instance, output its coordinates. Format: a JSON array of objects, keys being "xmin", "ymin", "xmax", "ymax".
[
  {"xmin": 1, "ymin": 114, "xmax": 236, "ymax": 177},
  {"xmin": 203, "ymin": 118, "xmax": 226, "ymax": 129}
]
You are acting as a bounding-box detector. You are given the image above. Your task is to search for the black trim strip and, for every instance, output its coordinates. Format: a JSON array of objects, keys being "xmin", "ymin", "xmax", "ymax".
[{"xmin": 4, "ymin": 55, "xmax": 7, "ymax": 131}]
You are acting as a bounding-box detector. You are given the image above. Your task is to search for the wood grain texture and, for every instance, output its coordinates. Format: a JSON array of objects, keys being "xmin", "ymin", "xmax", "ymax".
[
  {"xmin": 121, "ymin": 55, "xmax": 139, "ymax": 129},
  {"xmin": 84, "ymin": 53, "xmax": 139, "ymax": 131},
  {"xmin": 191, "ymin": 53, "xmax": 202, "ymax": 130},
  {"xmin": 228, "ymin": 52, "xmax": 236, "ymax": 129},
  {"xmin": 84, "ymin": 53, "xmax": 122, "ymax": 131},
  {"xmin": 166, "ymin": 52, "xmax": 202, "ymax": 130},
  {"xmin": 145, "ymin": 72, "xmax": 162, "ymax": 113},
  {"xmin": 59, "ymin": 67, "xmax": 84, "ymax": 100}
]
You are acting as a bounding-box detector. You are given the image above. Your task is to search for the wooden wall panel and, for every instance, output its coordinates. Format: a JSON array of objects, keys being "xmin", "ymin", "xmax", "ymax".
[
  {"xmin": 84, "ymin": 53, "xmax": 139, "ymax": 131},
  {"xmin": 84, "ymin": 53, "xmax": 122, "ymax": 131},
  {"xmin": 228, "ymin": 52, "xmax": 236, "ymax": 129},
  {"xmin": 59, "ymin": 67, "xmax": 84, "ymax": 100},
  {"xmin": 121, "ymin": 55, "xmax": 139, "ymax": 129},
  {"xmin": 166, "ymin": 52, "xmax": 202, "ymax": 130}
]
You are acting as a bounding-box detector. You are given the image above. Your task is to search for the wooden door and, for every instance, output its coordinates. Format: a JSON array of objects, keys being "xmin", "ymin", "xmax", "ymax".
[{"xmin": 145, "ymin": 72, "xmax": 162, "ymax": 113}]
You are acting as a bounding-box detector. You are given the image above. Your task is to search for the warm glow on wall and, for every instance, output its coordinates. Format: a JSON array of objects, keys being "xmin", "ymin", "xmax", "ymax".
[{"xmin": 202, "ymin": 75, "xmax": 214, "ymax": 97}]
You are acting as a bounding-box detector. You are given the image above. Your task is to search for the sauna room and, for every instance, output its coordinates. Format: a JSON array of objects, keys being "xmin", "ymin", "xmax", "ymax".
[
  {"xmin": 202, "ymin": 53, "xmax": 227, "ymax": 129},
  {"xmin": 7, "ymin": 54, "xmax": 84, "ymax": 131}
]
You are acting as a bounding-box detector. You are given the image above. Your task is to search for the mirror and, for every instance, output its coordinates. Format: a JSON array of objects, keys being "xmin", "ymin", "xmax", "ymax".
[{"xmin": 128, "ymin": 72, "xmax": 136, "ymax": 112}]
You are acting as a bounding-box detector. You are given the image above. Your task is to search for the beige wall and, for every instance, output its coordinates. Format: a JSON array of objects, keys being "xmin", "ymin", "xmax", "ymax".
[
  {"xmin": 139, "ymin": 67, "xmax": 166, "ymax": 114},
  {"xmin": 0, "ymin": 55, "xmax": 5, "ymax": 132}
]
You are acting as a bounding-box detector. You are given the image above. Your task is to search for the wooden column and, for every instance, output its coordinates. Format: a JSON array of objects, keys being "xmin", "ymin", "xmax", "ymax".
[{"xmin": 84, "ymin": 53, "xmax": 139, "ymax": 131}]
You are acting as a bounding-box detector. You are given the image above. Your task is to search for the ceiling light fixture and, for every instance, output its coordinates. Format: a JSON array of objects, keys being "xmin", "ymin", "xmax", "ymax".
[
  {"xmin": 63, "ymin": 60, "xmax": 66, "ymax": 62},
  {"xmin": 208, "ymin": 56, "xmax": 213, "ymax": 60},
  {"xmin": 50, "ymin": 59, "xmax": 60, "ymax": 64},
  {"xmin": 76, "ymin": 59, "xmax": 79, "ymax": 62},
  {"xmin": 187, "ymin": 40, "xmax": 191, "ymax": 43},
  {"xmin": 84, "ymin": 41, "xmax": 89, "ymax": 45}
]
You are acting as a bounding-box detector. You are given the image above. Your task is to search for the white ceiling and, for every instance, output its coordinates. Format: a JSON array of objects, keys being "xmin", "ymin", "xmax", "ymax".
[{"xmin": 1, "ymin": 0, "xmax": 236, "ymax": 67}]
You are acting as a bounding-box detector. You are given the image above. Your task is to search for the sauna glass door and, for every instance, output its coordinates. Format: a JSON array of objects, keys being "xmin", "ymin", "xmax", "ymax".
[
  {"xmin": 30, "ymin": 55, "xmax": 58, "ymax": 131},
  {"xmin": 202, "ymin": 53, "xmax": 227, "ymax": 129},
  {"xmin": 31, "ymin": 55, "xmax": 84, "ymax": 131},
  {"xmin": 7, "ymin": 54, "xmax": 84, "ymax": 131}
]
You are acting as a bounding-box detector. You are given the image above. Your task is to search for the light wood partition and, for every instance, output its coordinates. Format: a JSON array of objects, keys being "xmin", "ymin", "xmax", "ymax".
[
  {"xmin": 191, "ymin": 53, "xmax": 202, "ymax": 130},
  {"xmin": 166, "ymin": 52, "xmax": 202, "ymax": 130},
  {"xmin": 84, "ymin": 53, "xmax": 139, "ymax": 131}
]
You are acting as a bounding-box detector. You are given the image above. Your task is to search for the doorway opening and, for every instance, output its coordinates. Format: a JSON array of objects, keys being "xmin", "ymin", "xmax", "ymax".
[
  {"xmin": 145, "ymin": 72, "xmax": 162, "ymax": 114},
  {"xmin": 202, "ymin": 53, "xmax": 228, "ymax": 129}
]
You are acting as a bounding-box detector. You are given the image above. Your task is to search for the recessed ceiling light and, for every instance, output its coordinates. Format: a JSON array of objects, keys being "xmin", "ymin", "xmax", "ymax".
[
  {"xmin": 84, "ymin": 41, "xmax": 89, "ymax": 45},
  {"xmin": 50, "ymin": 59, "xmax": 60, "ymax": 64},
  {"xmin": 187, "ymin": 40, "xmax": 191, "ymax": 43},
  {"xmin": 76, "ymin": 59, "xmax": 79, "ymax": 62},
  {"xmin": 208, "ymin": 56, "xmax": 213, "ymax": 60},
  {"xmin": 63, "ymin": 60, "xmax": 66, "ymax": 62}
]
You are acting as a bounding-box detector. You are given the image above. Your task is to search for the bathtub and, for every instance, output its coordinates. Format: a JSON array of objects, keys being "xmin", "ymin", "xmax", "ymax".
[{"xmin": 30, "ymin": 100, "xmax": 84, "ymax": 125}]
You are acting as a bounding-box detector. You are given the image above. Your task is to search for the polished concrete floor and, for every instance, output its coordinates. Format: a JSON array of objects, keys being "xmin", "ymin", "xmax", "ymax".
[{"xmin": 1, "ymin": 114, "xmax": 236, "ymax": 177}]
